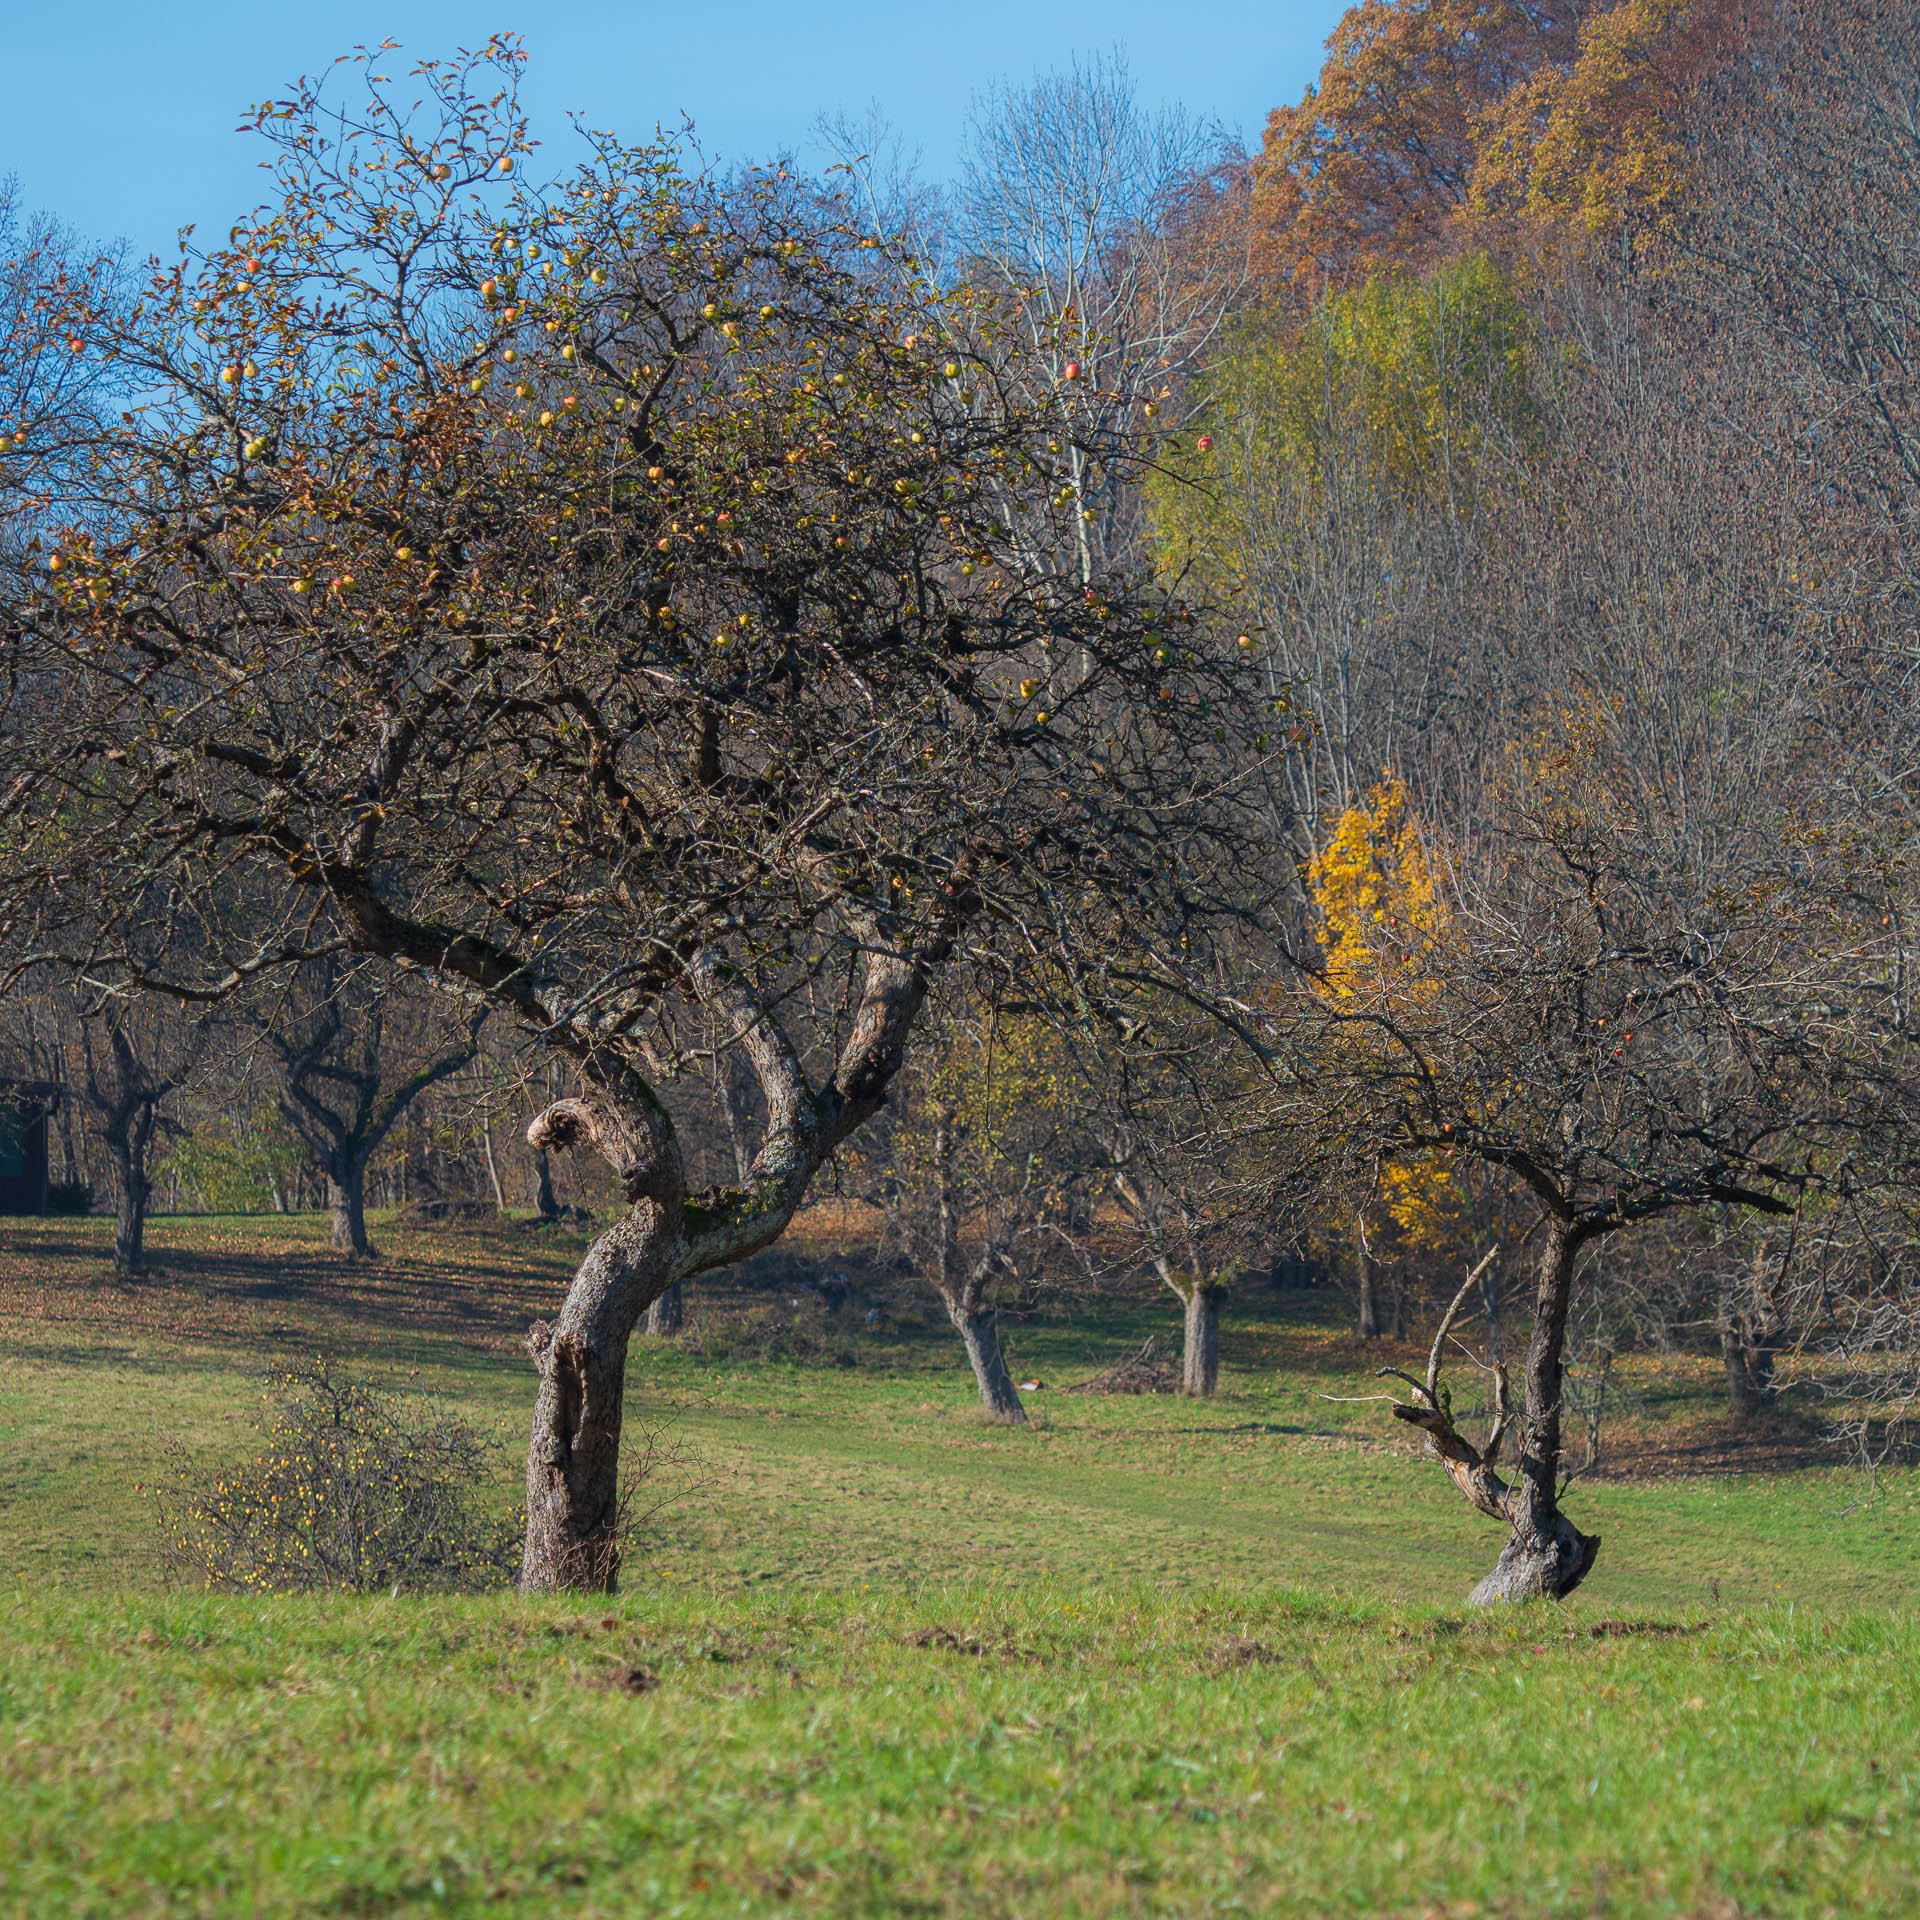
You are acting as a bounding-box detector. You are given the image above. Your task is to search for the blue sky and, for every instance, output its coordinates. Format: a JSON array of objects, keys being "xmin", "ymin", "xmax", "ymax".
[{"xmin": 5, "ymin": 2, "xmax": 1347, "ymax": 255}]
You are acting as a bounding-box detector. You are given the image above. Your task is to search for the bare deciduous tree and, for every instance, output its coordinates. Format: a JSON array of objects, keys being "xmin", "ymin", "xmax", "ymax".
[
  {"xmin": 67, "ymin": 996, "xmax": 208, "ymax": 1273},
  {"xmin": 251, "ymin": 962, "xmax": 484, "ymax": 1256}
]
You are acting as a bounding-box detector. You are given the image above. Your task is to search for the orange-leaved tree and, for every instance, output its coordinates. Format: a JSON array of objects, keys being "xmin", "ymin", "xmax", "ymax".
[
  {"xmin": 1252, "ymin": 0, "xmax": 1771, "ymax": 296},
  {"xmin": 1469, "ymin": 0, "xmax": 1760, "ymax": 242},
  {"xmin": 1252, "ymin": 0, "xmax": 1593, "ymax": 294}
]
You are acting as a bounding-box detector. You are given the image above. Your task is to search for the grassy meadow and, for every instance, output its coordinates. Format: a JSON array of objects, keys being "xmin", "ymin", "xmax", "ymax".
[{"xmin": 2, "ymin": 1210, "xmax": 1917, "ymax": 1915}]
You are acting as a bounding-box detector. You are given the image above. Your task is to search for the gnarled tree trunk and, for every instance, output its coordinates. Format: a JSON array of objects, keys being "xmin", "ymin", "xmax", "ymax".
[
  {"xmin": 1469, "ymin": 1222, "xmax": 1599, "ymax": 1603},
  {"xmin": 646, "ymin": 1282, "xmax": 685, "ymax": 1336},
  {"xmin": 521, "ymin": 1196, "xmax": 679, "ymax": 1591},
  {"xmin": 515, "ymin": 900, "xmax": 968, "ymax": 1591},
  {"xmin": 1388, "ymin": 1233, "xmax": 1600, "ymax": 1607}
]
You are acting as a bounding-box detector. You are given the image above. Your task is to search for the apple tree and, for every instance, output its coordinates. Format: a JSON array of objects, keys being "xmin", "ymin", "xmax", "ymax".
[{"xmin": 0, "ymin": 41, "xmax": 1229, "ymax": 1589}]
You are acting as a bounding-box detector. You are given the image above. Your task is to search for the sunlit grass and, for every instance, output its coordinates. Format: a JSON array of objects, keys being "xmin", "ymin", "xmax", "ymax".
[
  {"xmin": 2, "ymin": 1212, "xmax": 1917, "ymax": 1913},
  {"xmin": 1, "ymin": 1585, "xmax": 1915, "ymax": 1917}
]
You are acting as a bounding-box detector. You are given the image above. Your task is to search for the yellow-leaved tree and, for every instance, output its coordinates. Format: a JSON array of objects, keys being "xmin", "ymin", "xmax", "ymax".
[
  {"xmin": 1310, "ymin": 775, "xmax": 1471, "ymax": 1330},
  {"xmin": 1154, "ymin": 253, "xmax": 1537, "ymax": 562},
  {"xmin": 1310, "ymin": 773, "xmax": 1442, "ymax": 992}
]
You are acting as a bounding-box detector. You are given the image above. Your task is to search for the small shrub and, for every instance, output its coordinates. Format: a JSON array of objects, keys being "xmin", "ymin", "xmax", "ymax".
[
  {"xmin": 679, "ymin": 1297, "xmax": 863, "ymax": 1367},
  {"xmin": 153, "ymin": 1360, "xmax": 516, "ymax": 1593}
]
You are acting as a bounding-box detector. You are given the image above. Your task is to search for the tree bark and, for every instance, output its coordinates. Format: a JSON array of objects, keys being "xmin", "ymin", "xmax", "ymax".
[
  {"xmin": 520, "ymin": 1136, "xmax": 682, "ymax": 1593},
  {"xmin": 646, "ymin": 1282, "xmax": 685, "ymax": 1336},
  {"xmin": 951, "ymin": 1302, "xmax": 1028, "ymax": 1422},
  {"xmin": 531, "ymin": 1145, "xmax": 560, "ymax": 1221},
  {"xmin": 516, "ymin": 896, "xmax": 973, "ymax": 1591},
  {"xmin": 1468, "ymin": 1506, "xmax": 1600, "ymax": 1606},
  {"xmin": 1469, "ymin": 1220, "xmax": 1599, "ymax": 1604},
  {"xmin": 1721, "ymin": 1326, "xmax": 1778, "ymax": 1426},
  {"xmin": 480, "ymin": 1119, "xmax": 507, "ymax": 1210},
  {"xmin": 1181, "ymin": 1285, "xmax": 1223, "ymax": 1397},
  {"xmin": 109, "ymin": 1136, "xmax": 151, "ymax": 1274},
  {"xmin": 1355, "ymin": 1216, "xmax": 1384, "ymax": 1339},
  {"xmin": 328, "ymin": 1162, "xmax": 373, "ymax": 1256}
]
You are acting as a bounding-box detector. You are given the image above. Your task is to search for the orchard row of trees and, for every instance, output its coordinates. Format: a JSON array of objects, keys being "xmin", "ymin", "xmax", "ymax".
[{"xmin": 5, "ymin": 2, "xmax": 1920, "ymax": 1604}]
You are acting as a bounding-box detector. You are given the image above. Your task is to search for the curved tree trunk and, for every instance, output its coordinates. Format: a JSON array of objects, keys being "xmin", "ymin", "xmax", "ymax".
[
  {"xmin": 1473, "ymin": 1220, "xmax": 1599, "ymax": 1604},
  {"xmin": 514, "ymin": 908, "xmax": 967, "ymax": 1591},
  {"xmin": 328, "ymin": 1163, "xmax": 373, "ymax": 1256},
  {"xmin": 646, "ymin": 1281, "xmax": 685, "ymax": 1336},
  {"xmin": 1181, "ymin": 1284, "xmax": 1223, "ymax": 1397},
  {"xmin": 1393, "ymin": 1232, "xmax": 1600, "ymax": 1605},
  {"xmin": 521, "ymin": 1201, "xmax": 678, "ymax": 1592},
  {"xmin": 951, "ymin": 1303, "xmax": 1027, "ymax": 1422}
]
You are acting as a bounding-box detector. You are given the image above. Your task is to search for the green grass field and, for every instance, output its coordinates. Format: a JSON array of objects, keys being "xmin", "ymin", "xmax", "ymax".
[{"xmin": 2, "ymin": 1212, "xmax": 1917, "ymax": 1915}]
